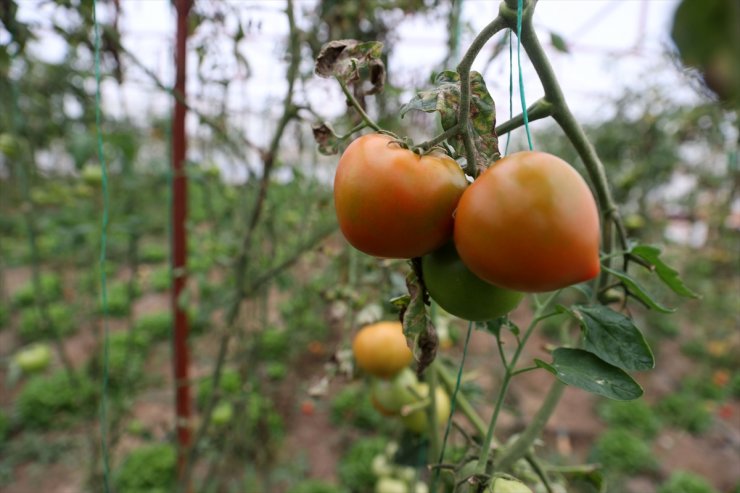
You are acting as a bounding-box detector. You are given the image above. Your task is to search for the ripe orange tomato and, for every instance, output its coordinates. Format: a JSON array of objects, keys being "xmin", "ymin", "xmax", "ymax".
[
  {"xmin": 423, "ymin": 242, "xmax": 523, "ymax": 321},
  {"xmin": 352, "ymin": 321, "xmax": 413, "ymax": 379},
  {"xmin": 334, "ymin": 133, "xmax": 468, "ymax": 258},
  {"xmin": 454, "ymin": 151, "xmax": 600, "ymax": 292}
]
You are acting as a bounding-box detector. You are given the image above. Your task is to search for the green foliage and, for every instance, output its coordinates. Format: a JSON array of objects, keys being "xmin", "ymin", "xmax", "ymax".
[
  {"xmin": 13, "ymin": 273, "xmax": 63, "ymax": 307},
  {"xmin": 288, "ymin": 479, "xmax": 345, "ymax": 493},
  {"xmin": 645, "ymin": 312, "xmax": 680, "ymax": 338},
  {"xmin": 149, "ymin": 266, "xmax": 171, "ymax": 292},
  {"xmin": 102, "ymin": 282, "xmax": 137, "ymax": 317},
  {"xmin": 139, "ymin": 243, "xmax": 167, "ymax": 264},
  {"xmin": 597, "ymin": 399, "xmax": 661, "ymax": 439},
  {"xmin": 266, "ymin": 362, "xmax": 288, "ymax": 381},
  {"xmin": 729, "ymin": 373, "xmax": 740, "ymax": 399},
  {"xmin": 133, "ymin": 311, "xmax": 171, "ymax": 341},
  {"xmin": 259, "ymin": 327, "xmax": 290, "ymax": 359},
  {"xmin": 330, "ymin": 385, "xmax": 385, "ymax": 432},
  {"xmin": 338, "ymin": 437, "xmax": 388, "ymax": 493},
  {"xmin": 114, "ymin": 443, "xmax": 176, "ymax": 493},
  {"xmin": 196, "ymin": 368, "xmax": 242, "ymax": 410},
  {"xmin": 656, "ymin": 392, "xmax": 713, "ymax": 434},
  {"xmin": 535, "ymin": 348, "xmax": 643, "ymax": 401},
  {"xmin": 589, "ymin": 429, "xmax": 657, "ymax": 475},
  {"xmin": 683, "ymin": 375, "xmax": 726, "ymax": 401},
  {"xmin": 18, "ymin": 303, "xmax": 76, "ymax": 341},
  {"xmin": 16, "ymin": 371, "xmax": 96, "ymax": 429},
  {"xmin": 658, "ymin": 471, "xmax": 719, "ymax": 493},
  {"xmin": 101, "ymin": 331, "xmax": 150, "ymax": 390},
  {"xmin": 246, "ymin": 391, "xmax": 285, "ymax": 441},
  {"xmin": 0, "ymin": 409, "xmax": 8, "ymax": 443},
  {"xmin": 0, "ymin": 304, "xmax": 7, "ymax": 330}
]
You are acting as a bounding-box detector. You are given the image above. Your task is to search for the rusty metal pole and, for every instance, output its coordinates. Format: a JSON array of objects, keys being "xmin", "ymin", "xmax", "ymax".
[{"xmin": 172, "ymin": 0, "xmax": 192, "ymax": 484}]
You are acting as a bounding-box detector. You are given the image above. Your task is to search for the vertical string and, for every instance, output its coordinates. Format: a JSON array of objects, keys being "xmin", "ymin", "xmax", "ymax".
[
  {"xmin": 517, "ymin": 0, "xmax": 534, "ymax": 150},
  {"xmin": 434, "ymin": 321, "xmax": 474, "ymax": 481},
  {"xmin": 504, "ymin": 30, "xmax": 513, "ymax": 156},
  {"xmin": 92, "ymin": 2, "xmax": 112, "ymax": 491}
]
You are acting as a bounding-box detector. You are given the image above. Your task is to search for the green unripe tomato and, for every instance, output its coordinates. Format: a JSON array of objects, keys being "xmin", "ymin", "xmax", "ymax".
[
  {"xmin": 371, "ymin": 368, "xmax": 417, "ymax": 416},
  {"xmin": 375, "ymin": 477, "xmax": 408, "ymax": 493},
  {"xmin": 0, "ymin": 133, "xmax": 19, "ymax": 157},
  {"xmin": 14, "ymin": 344, "xmax": 52, "ymax": 374},
  {"xmin": 422, "ymin": 242, "xmax": 524, "ymax": 321},
  {"xmin": 81, "ymin": 165, "xmax": 104, "ymax": 186},
  {"xmin": 371, "ymin": 455, "xmax": 394, "ymax": 478},
  {"xmin": 488, "ymin": 475, "xmax": 533, "ymax": 493},
  {"xmin": 211, "ymin": 401, "xmax": 234, "ymax": 426},
  {"xmin": 399, "ymin": 383, "xmax": 451, "ymax": 434}
]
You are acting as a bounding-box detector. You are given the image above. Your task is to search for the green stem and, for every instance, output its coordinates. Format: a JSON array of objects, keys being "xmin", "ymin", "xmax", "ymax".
[
  {"xmin": 495, "ymin": 98, "xmax": 552, "ymax": 136},
  {"xmin": 435, "ymin": 363, "xmax": 488, "ymax": 436},
  {"xmin": 475, "ymin": 291, "xmax": 559, "ymax": 476},
  {"xmin": 456, "ymin": 15, "xmax": 508, "ymax": 175},
  {"xmin": 336, "ymin": 122, "xmax": 368, "ymax": 140},
  {"xmin": 495, "ymin": 380, "xmax": 566, "ymax": 470},
  {"xmin": 427, "ymin": 366, "xmax": 441, "ymax": 493},
  {"xmin": 418, "ymin": 124, "xmax": 460, "ymax": 151},
  {"xmin": 510, "ymin": 365, "xmax": 539, "ymax": 376},
  {"xmin": 338, "ymin": 79, "xmax": 382, "ymax": 132}
]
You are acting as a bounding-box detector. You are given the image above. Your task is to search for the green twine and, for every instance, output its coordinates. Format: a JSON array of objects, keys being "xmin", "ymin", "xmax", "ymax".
[
  {"xmin": 505, "ymin": 29, "xmax": 513, "ymax": 156},
  {"xmin": 517, "ymin": 0, "xmax": 534, "ymax": 150},
  {"xmin": 434, "ymin": 320, "xmax": 474, "ymax": 482},
  {"xmin": 92, "ymin": 2, "xmax": 112, "ymax": 491}
]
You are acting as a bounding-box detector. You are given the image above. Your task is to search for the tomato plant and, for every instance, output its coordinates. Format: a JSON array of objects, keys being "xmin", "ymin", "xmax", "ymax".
[
  {"xmin": 422, "ymin": 242, "xmax": 524, "ymax": 321},
  {"xmin": 334, "ymin": 133, "xmax": 468, "ymax": 259},
  {"xmin": 352, "ymin": 321, "xmax": 413, "ymax": 379},
  {"xmin": 454, "ymin": 151, "xmax": 601, "ymax": 292}
]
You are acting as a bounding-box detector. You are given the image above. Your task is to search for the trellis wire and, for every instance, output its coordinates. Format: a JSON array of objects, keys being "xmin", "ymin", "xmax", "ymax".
[
  {"xmin": 92, "ymin": 1, "xmax": 112, "ymax": 491},
  {"xmin": 434, "ymin": 321, "xmax": 474, "ymax": 482},
  {"xmin": 517, "ymin": 0, "xmax": 534, "ymax": 150}
]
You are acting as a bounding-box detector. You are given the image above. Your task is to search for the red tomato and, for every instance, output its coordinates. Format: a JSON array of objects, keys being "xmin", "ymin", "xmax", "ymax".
[
  {"xmin": 454, "ymin": 151, "xmax": 600, "ymax": 292},
  {"xmin": 334, "ymin": 133, "xmax": 468, "ymax": 258}
]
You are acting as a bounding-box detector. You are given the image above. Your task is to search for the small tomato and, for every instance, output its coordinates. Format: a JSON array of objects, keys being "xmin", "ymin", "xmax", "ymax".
[{"xmin": 353, "ymin": 322, "xmax": 413, "ymax": 379}]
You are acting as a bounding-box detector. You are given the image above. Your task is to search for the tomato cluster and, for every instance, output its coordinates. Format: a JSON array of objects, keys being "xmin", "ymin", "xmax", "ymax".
[
  {"xmin": 334, "ymin": 134, "xmax": 601, "ymax": 319},
  {"xmin": 351, "ymin": 323, "xmax": 451, "ymax": 434}
]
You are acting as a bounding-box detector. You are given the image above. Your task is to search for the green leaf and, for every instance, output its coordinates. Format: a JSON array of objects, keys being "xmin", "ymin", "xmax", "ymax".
[
  {"xmin": 314, "ymin": 39, "xmax": 385, "ymax": 92},
  {"xmin": 630, "ymin": 244, "xmax": 700, "ymax": 299},
  {"xmin": 400, "ymin": 70, "xmax": 499, "ymax": 165},
  {"xmin": 573, "ymin": 304, "xmax": 654, "ymax": 371},
  {"xmin": 603, "ymin": 266, "xmax": 675, "ymax": 313},
  {"xmin": 560, "ymin": 466, "xmax": 605, "ymax": 493},
  {"xmin": 546, "ymin": 348, "xmax": 643, "ymax": 400},
  {"xmin": 402, "ymin": 269, "xmax": 427, "ymax": 340},
  {"xmin": 550, "ymin": 32, "xmax": 569, "ymax": 53}
]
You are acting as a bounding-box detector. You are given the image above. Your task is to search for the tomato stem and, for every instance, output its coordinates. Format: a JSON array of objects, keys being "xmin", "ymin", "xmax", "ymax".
[
  {"xmin": 474, "ymin": 290, "xmax": 560, "ymax": 477},
  {"xmin": 337, "ymin": 78, "xmax": 383, "ymax": 133},
  {"xmin": 456, "ymin": 15, "xmax": 508, "ymax": 176},
  {"xmin": 495, "ymin": 98, "xmax": 553, "ymax": 138},
  {"xmin": 417, "ymin": 124, "xmax": 460, "ymax": 152}
]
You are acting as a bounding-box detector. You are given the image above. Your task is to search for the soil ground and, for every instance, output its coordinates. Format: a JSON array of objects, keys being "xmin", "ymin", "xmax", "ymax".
[{"xmin": 1, "ymin": 248, "xmax": 738, "ymax": 493}]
